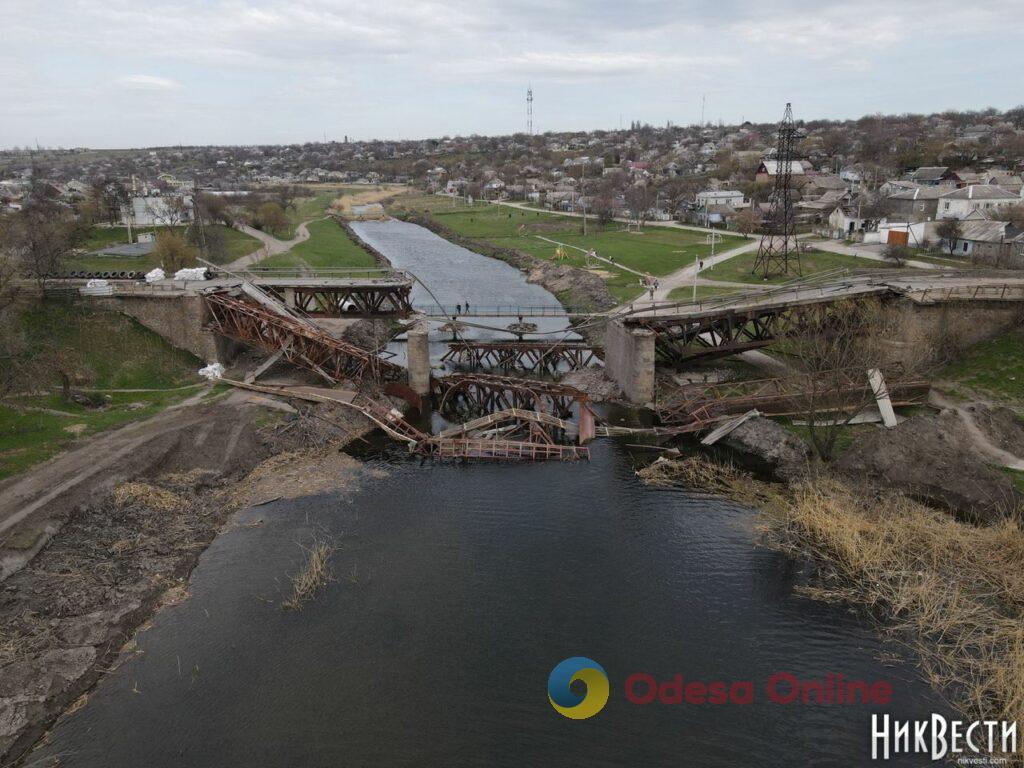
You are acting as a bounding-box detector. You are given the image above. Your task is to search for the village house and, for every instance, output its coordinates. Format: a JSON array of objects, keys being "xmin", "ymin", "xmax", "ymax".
[
  {"xmin": 695, "ymin": 190, "xmax": 748, "ymax": 209},
  {"xmin": 755, "ymin": 159, "xmax": 806, "ymax": 185},
  {"xmin": 936, "ymin": 185, "xmax": 1021, "ymax": 220},
  {"xmin": 886, "ymin": 186, "xmax": 946, "ymax": 221}
]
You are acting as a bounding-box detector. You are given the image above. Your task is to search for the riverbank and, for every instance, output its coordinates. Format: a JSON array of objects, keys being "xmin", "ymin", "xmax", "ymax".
[
  {"xmin": 0, "ymin": 395, "xmax": 378, "ymax": 764},
  {"xmin": 393, "ymin": 210, "xmax": 616, "ymax": 347},
  {"xmin": 639, "ymin": 451, "xmax": 1024, "ymax": 761}
]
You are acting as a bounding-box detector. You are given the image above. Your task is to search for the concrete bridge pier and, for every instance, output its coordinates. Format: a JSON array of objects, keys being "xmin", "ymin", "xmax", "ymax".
[
  {"xmin": 605, "ymin": 320, "xmax": 656, "ymax": 405},
  {"xmin": 407, "ymin": 319, "xmax": 432, "ymax": 395}
]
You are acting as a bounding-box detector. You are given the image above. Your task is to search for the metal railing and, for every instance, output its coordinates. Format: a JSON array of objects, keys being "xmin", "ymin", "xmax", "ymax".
[{"xmin": 414, "ymin": 304, "xmax": 574, "ymax": 317}]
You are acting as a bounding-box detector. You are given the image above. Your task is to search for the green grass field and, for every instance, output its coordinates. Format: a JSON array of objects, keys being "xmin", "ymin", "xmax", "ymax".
[
  {"xmin": 261, "ymin": 219, "xmax": 376, "ymax": 270},
  {"xmin": 396, "ymin": 198, "xmax": 746, "ymax": 302},
  {"xmin": 666, "ymin": 285, "xmax": 755, "ymax": 302},
  {"xmin": 69, "ymin": 225, "xmax": 261, "ymax": 271},
  {"xmin": 939, "ymin": 328, "xmax": 1024, "ymax": 409},
  {"xmin": 0, "ymin": 302, "xmax": 202, "ymax": 479},
  {"xmin": 700, "ymin": 248, "xmax": 901, "ymax": 285}
]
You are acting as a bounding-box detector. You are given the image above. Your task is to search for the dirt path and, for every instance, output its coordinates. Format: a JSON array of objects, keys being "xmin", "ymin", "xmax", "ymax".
[
  {"xmin": 0, "ymin": 388, "xmax": 220, "ymax": 578},
  {"xmin": 931, "ymin": 391, "xmax": 1024, "ymax": 470},
  {"xmin": 225, "ymin": 219, "xmax": 318, "ymax": 271}
]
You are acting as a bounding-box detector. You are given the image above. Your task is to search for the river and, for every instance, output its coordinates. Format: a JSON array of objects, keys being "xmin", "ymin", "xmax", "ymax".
[{"xmin": 32, "ymin": 219, "xmax": 949, "ymax": 767}]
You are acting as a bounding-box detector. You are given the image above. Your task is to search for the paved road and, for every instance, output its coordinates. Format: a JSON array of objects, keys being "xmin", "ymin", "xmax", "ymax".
[
  {"xmin": 648, "ymin": 240, "xmax": 761, "ymax": 302},
  {"xmin": 225, "ymin": 219, "xmax": 317, "ymax": 271}
]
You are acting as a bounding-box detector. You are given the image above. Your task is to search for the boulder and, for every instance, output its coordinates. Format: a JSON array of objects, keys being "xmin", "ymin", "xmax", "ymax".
[{"xmin": 720, "ymin": 416, "xmax": 811, "ymax": 482}]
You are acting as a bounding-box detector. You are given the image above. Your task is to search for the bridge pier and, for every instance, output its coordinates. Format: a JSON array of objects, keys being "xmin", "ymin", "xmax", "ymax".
[
  {"xmin": 605, "ymin": 320, "xmax": 656, "ymax": 405},
  {"xmin": 407, "ymin": 319, "xmax": 432, "ymax": 395}
]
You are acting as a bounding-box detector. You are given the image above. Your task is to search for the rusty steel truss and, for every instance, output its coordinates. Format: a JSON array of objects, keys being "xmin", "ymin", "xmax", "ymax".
[
  {"xmin": 431, "ymin": 373, "xmax": 587, "ymax": 420},
  {"xmin": 634, "ymin": 301, "xmax": 850, "ymax": 366},
  {"xmin": 263, "ymin": 284, "xmax": 413, "ymax": 319},
  {"xmin": 205, "ymin": 292, "xmax": 404, "ymax": 384},
  {"xmin": 657, "ymin": 367, "xmax": 930, "ymax": 428},
  {"xmin": 440, "ymin": 341, "xmax": 602, "ymax": 373}
]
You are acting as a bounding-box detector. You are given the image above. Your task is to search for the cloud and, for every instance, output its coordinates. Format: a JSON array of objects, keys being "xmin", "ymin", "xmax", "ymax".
[{"xmin": 117, "ymin": 74, "xmax": 182, "ymax": 91}]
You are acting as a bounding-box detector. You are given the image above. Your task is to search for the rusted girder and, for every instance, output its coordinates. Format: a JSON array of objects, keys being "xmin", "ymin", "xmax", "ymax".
[
  {"xmin": 420, "ymin": 438, "xmax": 589, "ymax": 461},
  {"xmin": 441, "ymin": 341, "xmax": 603, "ymax": 373},
  {"xmin": 263, "ymin": 284, "xmax": 413, "ymax": 318},
  {"xmin": 205, "ymin": 292, "xmax": 404, "ymax": 384},
  {"xmin": 431, "ymin": 373, "xmax": 587, "ymax": 420},
  {"xmin": 635, "ymin": 302, "xmax": 852, "ymax": 366},
  {"xmin": 657, "ymin": 367, "xmax": 930, "ymax": 426}
]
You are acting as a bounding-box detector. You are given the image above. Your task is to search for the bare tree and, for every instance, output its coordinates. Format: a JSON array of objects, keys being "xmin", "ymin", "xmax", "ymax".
[
  {"xmin": 937, "ymin": 219, "xmax": 964, "ymax": 256},
  {"xmin": 153, "ymin": 231, "xmax": 197, "ymax": 272},
  {"xmin": 783, "ymin": 298, "xmax": 934, "ymax": 461},
  {"xmin": 255, "ymin": 202, "xmax": 288, "ymax": 235},
  {"xmin": 625, "ymin": 183, "xmax": 653, "ymax": 229},
  {"xmin": 734, "ymin": 206, "xmax": 761, "ymax": 238}
]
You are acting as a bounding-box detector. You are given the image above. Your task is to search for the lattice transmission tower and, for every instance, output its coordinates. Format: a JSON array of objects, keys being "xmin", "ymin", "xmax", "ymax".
[
  {"xmin": 752, "ymin": 102, "xmax": 803, "ymax": 279},
  {"xmin": 527, "ymin": 86, "xmax": 534, "ymax": 136}
]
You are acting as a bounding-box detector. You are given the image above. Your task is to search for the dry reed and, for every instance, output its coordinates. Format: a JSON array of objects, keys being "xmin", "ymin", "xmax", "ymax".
[
  {"xmin": 640, "ymin": 454, "xmax": 1024, "ymax": 757},
  {"xmin": 281, "ymin": 537, "xmax": 335, "ymax": 611}
]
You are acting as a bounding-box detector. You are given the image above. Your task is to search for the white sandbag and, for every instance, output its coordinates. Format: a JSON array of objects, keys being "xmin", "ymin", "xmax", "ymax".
[
  {"xmin": 198, "ymin": 363, "xmax": 225, "ymax": 380},
  {"xmin": 144, "ymin": 268, "xmax": 165, "ymax": 283},
  {"xmin": 173, "ymin": 267, "xmax": 208, "ymax": 281},
  {"xmin": 85, "ymin": 279, "xmax": 109, "ymax": 288}
]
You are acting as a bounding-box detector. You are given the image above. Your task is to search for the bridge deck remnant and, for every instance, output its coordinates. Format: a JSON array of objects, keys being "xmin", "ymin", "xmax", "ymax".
[
  {"xmin": 441, "ymin": 341, "xmax": 602, "ymax": 373},
  {"xmin": 617, "ymin": 269, "xmax": 1024, "ymax": 365}
]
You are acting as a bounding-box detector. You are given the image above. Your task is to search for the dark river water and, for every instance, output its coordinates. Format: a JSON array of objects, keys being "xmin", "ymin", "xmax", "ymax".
[{"xmin": 32, "ymin": 219, "xmax": 950, "ymax": 767}]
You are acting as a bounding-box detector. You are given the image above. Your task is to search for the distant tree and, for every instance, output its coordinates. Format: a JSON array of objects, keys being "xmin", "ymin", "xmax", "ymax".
[
  {"xmin": 937, "ymin": 219, "xmax": 964, "ymax": 255},
  {"xmin": 734, "ymin": 206, "xmax": 761, "ymax": 238},
  {"xmin": 882, "ymin": 244, "xmax": 912, "ymax": 266},
  {"xmin": 153, "ymin": 231, "xmax": 197, "ymax": 272},
  {"xmin": 1, "ymin": 194, "xmax": 80, "ymax": 284},
  {"xmin": 624, "ymin": 183, "xmax": 653, "ymax": 228},
  {"xmin": 198, "ymin": 193, "xmax": 233, "ymax": 226},
  {"xmin": 593, "ymin": 194, "xmax": 615, "ymax": 225},
  {"xmin": 255, "ymin": 202, "xmax": 288, "ymax": 235}
]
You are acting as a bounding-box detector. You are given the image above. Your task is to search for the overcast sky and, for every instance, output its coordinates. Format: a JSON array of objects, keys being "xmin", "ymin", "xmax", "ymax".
[{"xmin": 2, "ymin": 0, "xmax": 1022, "ymax": 148}]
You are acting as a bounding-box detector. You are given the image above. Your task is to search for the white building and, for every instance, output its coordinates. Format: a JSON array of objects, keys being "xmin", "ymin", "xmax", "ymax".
[
  {"xmin": 936, "ymin": 185, "xmax": 1020, "ymax": 220},
  {"xmin": 696, "ymin": 190, "xmax": 748, "ymax": 208}
]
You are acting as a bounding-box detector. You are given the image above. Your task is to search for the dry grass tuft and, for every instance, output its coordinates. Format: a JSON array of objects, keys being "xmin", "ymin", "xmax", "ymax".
[
  {"xmin": 281, "ymin": 537, "xmax": 336, "ymax": 611},
  {"xmin": 112, "ymin": 482, "xmax": 184, "ymax": 513},
  {"xmin": 768, "ymin": 478, "xmax": 1024, "ymax": 754},
  {"xmin": 637, "ymin": 454, "xmax": 788, "ymax": 512}
]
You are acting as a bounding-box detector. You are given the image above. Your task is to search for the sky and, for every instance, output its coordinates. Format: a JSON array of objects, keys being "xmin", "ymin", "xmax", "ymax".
[{"xmin": 2, "ymin": 0, "xmax": 1023, "ymax": 149}]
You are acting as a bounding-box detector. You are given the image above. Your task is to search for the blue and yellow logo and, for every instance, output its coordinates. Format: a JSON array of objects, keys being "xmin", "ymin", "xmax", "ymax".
[{"xmin": 547, "ymin": 657, "xmax": 609, "ymax": 719}]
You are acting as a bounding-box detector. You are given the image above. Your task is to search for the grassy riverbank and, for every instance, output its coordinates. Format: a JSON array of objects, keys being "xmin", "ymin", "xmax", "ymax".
[
  {"xmin": 391, "ymin": 193, "xmax": 745, "ymax": 302},
  {"xmin": 0, "ymin": 302, "xmax": 201, "ymax": 479},
  {"xmin": 261, "ymin": 218, "xmax": 377, "ymax": 270}
]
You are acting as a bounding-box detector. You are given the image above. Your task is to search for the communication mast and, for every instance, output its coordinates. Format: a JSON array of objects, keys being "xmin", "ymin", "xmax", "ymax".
[
  {"xmin": 752, "ymin": 102, "xmax": 803, "ymax": 280},
  {"xmin": 527, "ymin": 86, "xmax": 534, "ymax": 136}
]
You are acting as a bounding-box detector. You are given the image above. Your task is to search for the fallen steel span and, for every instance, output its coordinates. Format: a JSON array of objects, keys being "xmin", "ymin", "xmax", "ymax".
[{"xmin": 205, "ymin": 292, "xmax": 404, "ymax": 384}]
